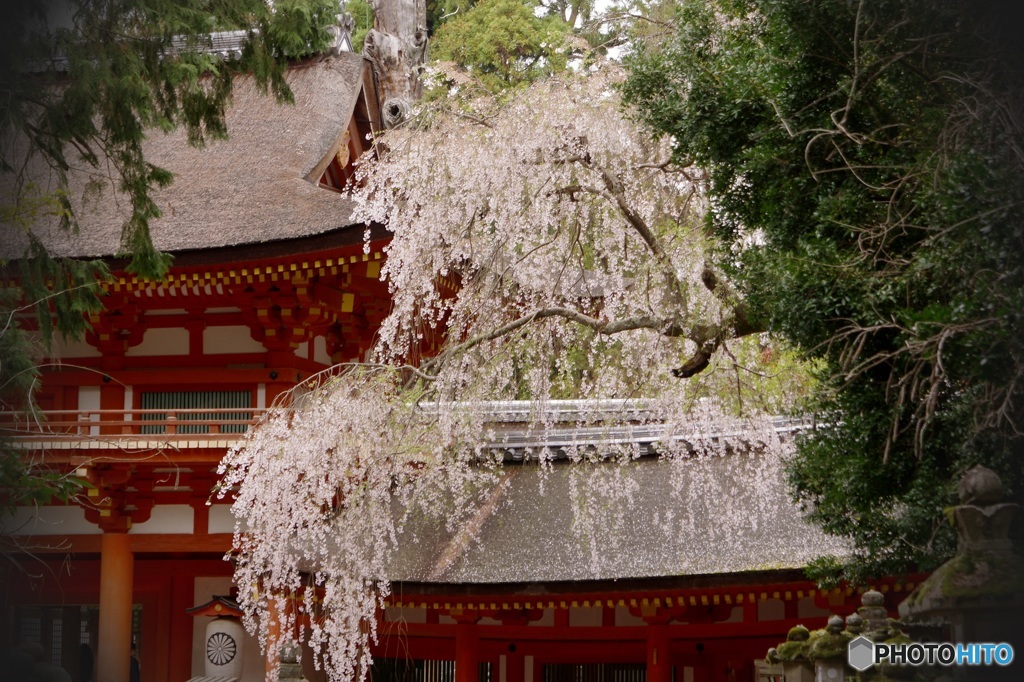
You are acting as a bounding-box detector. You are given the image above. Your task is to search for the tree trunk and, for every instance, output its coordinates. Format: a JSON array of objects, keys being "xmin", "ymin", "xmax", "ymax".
[{"xmin": 363, "ymin": 0, "xmax": 427, "ymax": 127}]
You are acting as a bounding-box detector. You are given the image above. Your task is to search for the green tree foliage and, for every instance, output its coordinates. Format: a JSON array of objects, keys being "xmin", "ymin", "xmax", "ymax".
[
  {"xmin": 430, "ymin": 0, "xmax": 570, "ymax": 90},
  {"xmin": 0, "ymin": 0, "xmax": 336, "ymax": 532},
  {"xmin": 425, "ymin": 0, "xmax": 634, "ymax": 99},
  {"xmin": 623, "ymin": 0, "xmax": 1024, "ymax": 582},
  {"xmin": 1, "ymin": 194, "xmax": 107, "ymax": 551},
  {"xmin": 346, "ymin": 0, "xmax": 375, "ymax": 52},
  {"xmin": 426, "ymin": 0, "xmax": 595, "ymax": 35},
  {"xmin": 426, "ymin": 0, "xmax": 471, "ymax": 34}
]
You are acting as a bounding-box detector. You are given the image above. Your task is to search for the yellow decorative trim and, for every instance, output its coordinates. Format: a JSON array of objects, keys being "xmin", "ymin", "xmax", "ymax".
[{"xmin": 94, "ymin": 251, "xmax": 386, "ymax": 295}]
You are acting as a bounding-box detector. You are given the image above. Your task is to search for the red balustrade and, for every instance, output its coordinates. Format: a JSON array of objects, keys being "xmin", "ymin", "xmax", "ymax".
[{"xmin": 0, "ymin": 407, "xmax": 268, "ymax": 442}]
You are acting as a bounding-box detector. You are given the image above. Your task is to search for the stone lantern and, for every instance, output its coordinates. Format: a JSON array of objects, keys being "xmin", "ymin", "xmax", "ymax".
[
  {"xmin": 898, "ymin": 465, "xmax": 1023, "ymax": 680},
  {"xmin": 767, "ymin": 616, "xmax": 855, "ymax": 682},
  {"xmin": 277, "ymin": 642, "xmax": 308, "ymax": 682},
  {"xmin": 767, "ymin": 624, "xmax": 815, "ymax": 682}
]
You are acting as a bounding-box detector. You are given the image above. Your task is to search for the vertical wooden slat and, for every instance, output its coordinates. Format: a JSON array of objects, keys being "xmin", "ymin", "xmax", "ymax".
[{"xmin": 140, "ymin": 390, "xmax": 252, "ymax": 434}]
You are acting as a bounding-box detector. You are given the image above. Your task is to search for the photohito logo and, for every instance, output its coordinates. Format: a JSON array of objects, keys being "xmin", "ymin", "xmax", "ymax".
[{"xmin": 847, "ymin": 636, "xmax": 1014, "ymax": 671}]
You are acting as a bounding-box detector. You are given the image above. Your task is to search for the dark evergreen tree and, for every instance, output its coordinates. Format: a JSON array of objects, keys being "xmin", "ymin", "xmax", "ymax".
[{"xmin": 623, "ymin": 0, "xmax": 1024, "ymax": 583}]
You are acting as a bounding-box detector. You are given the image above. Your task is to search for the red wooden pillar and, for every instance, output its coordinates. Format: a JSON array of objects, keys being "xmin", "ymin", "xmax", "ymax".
[
  {"xmin": 692, "ymin": 664, "xmax": 712, "ymax": 682},
  {"xmin": 505, "ymin": 648, "xmax": 525, "ymax": 682},
  {"xmin": 455, "ymin": 617, "xmax": 480, "ymax": 682},
  {"xmin": 646, "ymin": 624, "xmax": 671, "ymax": 682},
  {"xmin": 139, "ymin": 591, "xmax": 161, "ymax": 682},
  {"xmin": 265, "ymin": 598, "xmax": 283, "ymax": 680},
  {"xmin": 783, "ymin": 597, "xmax": 798, "ymax": 620},
  {"xmin": 97, "ymin": 532, "xmax": 134, "ymax": 682},
  {"xmin": 99, "ymin": 383, "xmax": 125, "ymax": 435},
  {"xmin": 168, "ymin": 574, "xmax": 195, "ymax": 682}
]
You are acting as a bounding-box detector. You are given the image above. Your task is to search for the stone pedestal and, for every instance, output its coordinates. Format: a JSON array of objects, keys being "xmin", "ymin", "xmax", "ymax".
[
  {"xmin": 278, "ymin": 643, "xmax": 307, "ymax": 681},
  {"xmin": 813, "ymin": 660, "xmax": 844, "ymax": 682},
  {"xmin": 782, "ymin": 661, "xmax": 814, "ymax": 682}
]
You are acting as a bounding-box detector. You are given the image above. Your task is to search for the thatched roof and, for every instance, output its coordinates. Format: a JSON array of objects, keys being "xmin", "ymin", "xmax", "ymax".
[
  {"xmin": 388, "ymin": 452, "xmax": 849, "ymax": 585},
  {"xmin": 1, "ymin": 51, "xmax": 372, "ymax": 260}
]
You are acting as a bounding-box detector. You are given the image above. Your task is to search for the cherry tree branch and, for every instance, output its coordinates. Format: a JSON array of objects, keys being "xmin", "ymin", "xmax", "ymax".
[
  {"xmin": 577, "ymin": 157, "xmax": 689, "ymax": 309},
  {"xmin": 423, "ymin": 307, "xmax": 685, "ymax": 373}
]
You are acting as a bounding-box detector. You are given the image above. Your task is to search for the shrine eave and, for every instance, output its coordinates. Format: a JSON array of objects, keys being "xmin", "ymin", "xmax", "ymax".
[
  {"xmin": 109, "ymin": 221, "xmax": 391, "ymax": 270},
  {"xmin": 389, "ymin": 568, "xmax": 813, "ymax": 597},
  {"xmin": 383, "ymin": 572, "xmax": 922, "ymax": 613}
]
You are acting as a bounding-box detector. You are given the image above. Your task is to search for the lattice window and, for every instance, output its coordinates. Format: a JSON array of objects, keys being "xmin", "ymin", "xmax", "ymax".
[
  {"xmin": 543, "ymin": 664, "xmax": 649, "ymax": 682},
  {"xmin": 370, "ymin": 659, "xmax": 492, "ymax": 682},
  {"xmin": 17, "ymin": 607, "xmax": 41, "ymax": 647},
  {"xmin": 50, "ymin": 615, "xmax": 62, "ymax": 664},
  {"xmin": 141, "ymin": 390, "xmax": 252, "ymax": 434}
]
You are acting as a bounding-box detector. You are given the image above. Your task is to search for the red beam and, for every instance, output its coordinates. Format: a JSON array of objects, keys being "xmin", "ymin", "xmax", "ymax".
[
  {"xmin": 9, "ymin": 533, "xmax": 234, "ymax": 554},
  {"xmin": 377, "ymin": 619, "xmax": 802, "ymax": 642}
]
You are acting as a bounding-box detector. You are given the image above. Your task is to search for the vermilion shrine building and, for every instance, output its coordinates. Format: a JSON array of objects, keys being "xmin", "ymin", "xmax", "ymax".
[{"xmin": 1, "ymin": 45, "xmax": 913, "ymax": 682}]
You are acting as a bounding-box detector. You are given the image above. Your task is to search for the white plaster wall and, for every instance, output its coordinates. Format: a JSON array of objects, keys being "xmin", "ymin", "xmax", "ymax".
[
  {"xmin": 192, "ymin": 577, "xmax": 264, "ymax": 682},
  {"xmin": 614, "ymin": 605, "xmax": 645, "ymax": 627},
  {"xmin": 124, "ymin": 386, "xmax": 134, "ymax": 431},
  {"xmin": 1, "ymin": 505, "xmax": 101, "ymax": 535},
  {"xmin": 49, "ymin": 334, "xmax": 101, "ymax": 358},
  {"xmin": 79, "ymin": 386, "xmax": 101, "ymax": 435},
  {"xmin": 204, "ymin": 326, "xmax": 265, "ymax": 355},
  {"xmin": 128, "ymin": 504, "xmax": 192, "ymax": 534},
  {"xmin": 797, "ymin": 595, "xmax": 832, "ymax": 619},
  {"xmin": 384, "ymin": 606, "xmax": 426, "ymax": 624},
  {"xmin": 721, "ymin": 605, "xmax": 744, "ymax": 623},
  {"xmin": 312, "ymin": 336, "xmax": 331, "ymax": 365},
  {"xmin": 209, "ymin": 504, "xmax": 244, "ymax": 534},
  {"xmin": 569, "ymin": 606, "xmax": 602, "ymax": 627},
  {"xmin": 294, "ymin": 342, "xmax": 309, "ymax": 360},
  {"xmin": 530, "ymin": 608, "xmax": 553, "ymax": 627},
  {"xmin": 757, "ymin": 598, "xmax": 785, "ymax": 621},
  {"xmin": 126, "ymin": 327, "xmax": 189, "ymax": 356}
]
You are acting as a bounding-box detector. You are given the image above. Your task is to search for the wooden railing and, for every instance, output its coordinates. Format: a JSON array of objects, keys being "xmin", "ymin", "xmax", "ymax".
[{"xmin": 0, "ymin": 408, "xmax": 267, "ymax": 441}]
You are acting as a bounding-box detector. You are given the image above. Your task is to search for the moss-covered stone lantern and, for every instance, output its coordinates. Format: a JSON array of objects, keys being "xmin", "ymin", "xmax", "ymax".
[{"xmin": 898, "ymin": 465, "xmax": 1023, "ymax": 681}]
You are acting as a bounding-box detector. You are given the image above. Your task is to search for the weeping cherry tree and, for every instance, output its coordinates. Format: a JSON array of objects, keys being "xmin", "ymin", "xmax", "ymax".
[{"xmin": 220, "ymin": 62, "xmax": 817, "ymax": 679}]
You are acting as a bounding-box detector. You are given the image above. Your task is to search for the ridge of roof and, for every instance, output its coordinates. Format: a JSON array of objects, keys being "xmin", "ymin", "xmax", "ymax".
[{"xmin": 27, "ymin": 15, "xmax": 355, "ymax": 72}]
